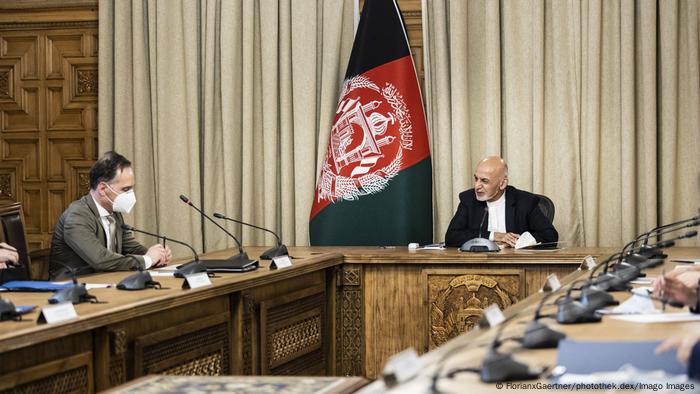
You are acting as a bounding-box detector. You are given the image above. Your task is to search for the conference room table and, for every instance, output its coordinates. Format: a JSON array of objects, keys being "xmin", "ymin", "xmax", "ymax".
[
  {"xmin": 0, "ymin": 245, "xmax": 617, "ymax": 392},
  {"xmin": 356, "ymin": 247, "xmax": 700, "ymax": 393}
]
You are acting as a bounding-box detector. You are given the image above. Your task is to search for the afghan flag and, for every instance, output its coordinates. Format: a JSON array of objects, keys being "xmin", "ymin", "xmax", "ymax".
[{"xmin": 309, "ymin": 0, "xmax": 432, "ymax": 246}]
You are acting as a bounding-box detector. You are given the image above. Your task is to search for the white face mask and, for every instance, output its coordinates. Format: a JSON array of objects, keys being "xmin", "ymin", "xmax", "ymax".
[{"xmin": 105, "ymin": 184, "xmax": 137, "ymax": 214}]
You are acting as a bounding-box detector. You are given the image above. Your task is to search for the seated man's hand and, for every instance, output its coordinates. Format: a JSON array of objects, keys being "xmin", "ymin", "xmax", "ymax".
[
  {"xmin": 162, "ymin": 245, "xmax": 173, "ymax": 264},
  {"xmin": 656, "ymin": 328, "xmax": 700, "ymax": 364},
  {"xmin": 674, "ymin": 269, "xmax": 700, "ymax": 289},
  {"xmin": 146, "ymin": 244, "xmax": 167, "ymax": 268},
  {"xmin": 0, "ymin": 243, "xmax": 19, "ymax": 266},
  {"xmin": 494, "ymin": 232, "xmax": 520, "ymax": 248},
  {"xmin": 660, "ymin": 275, "xmax": 698, "ymax": 308}
]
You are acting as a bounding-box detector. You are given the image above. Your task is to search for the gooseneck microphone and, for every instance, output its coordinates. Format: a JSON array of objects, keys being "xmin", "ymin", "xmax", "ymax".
[
  {"xmin": 520, "ymin": 290, "xmax": 567, "ymax": 348},
  {"xmin": 619, "ymin": 220, "xmax": 700, "ymax": 265},
  {"xmin": 121, "ymin": 224, "xmax": 207, "ymax": 278},
  {"xmin": 179, "ymin": 195, "xmax": 243, "ymax": 253},
  {"xmin": 179, "ymin": 195, "xmax": 258, "ymax": 271},
  {"xmin": 478, "ymin": 206, "xmax": 488, "ymax": 239},
  {"xmin": 213, "ymin": 212, "xmax": 288, "ymax": 260},
  {"xmin": 459, "ymin": 206, "xmax": 499, "ymax": 252},
  {"xmin": 479, "ymin": 308, "xmax": 545, "ymax": 382},
  {"xmin": 121, "ymin": 224, "xmax": 199, "ymax": 262},
  {"xmin": 639, "ymin": 215, "xmax": 700, "ymax": 246}
]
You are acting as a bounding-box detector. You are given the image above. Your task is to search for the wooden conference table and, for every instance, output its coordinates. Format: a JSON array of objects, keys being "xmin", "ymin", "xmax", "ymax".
[
  {"xmin": 357, "ymin": 247, "xmax": 700, "ymax": 393},
  {"xmin": 0, "ymin": 246, "xmax": 611, "ymax": 393}
]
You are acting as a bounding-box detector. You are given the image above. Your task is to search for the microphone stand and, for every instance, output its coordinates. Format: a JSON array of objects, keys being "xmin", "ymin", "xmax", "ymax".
[
  {"xmin": 640, "ymin": 215, "xmax": 700, "ymax": 246},
  {"xmin": 179, "ymin": 195, "xmax": 258, "ymax": 270},
  {"xmin": 479, "ymin": 310, "xmax": 545, "ymax": 382},
  {"xmin": 121, "ymin": 224, "xmax": 207, "ymax": 277},
  {"xmin": 561, "ymin": 234, "xmax": 690, "ymax": 321},
  {"xmin": 213, "ymin": 212, "xmax": 288, "ymax": 259},
  {"xmin": 618, "ymin": 222, "xmax": 698, "ymax": 266},
  {"xmin": 460, "ymin": 206, "xmax": 499, "ymax": 252},
  {"xmin": 520, "ymin": 290, "xmax": 567, "ymax": 348}
]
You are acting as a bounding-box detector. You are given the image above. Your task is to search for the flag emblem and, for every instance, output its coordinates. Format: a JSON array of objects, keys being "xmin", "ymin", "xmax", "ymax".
[{"xmin": 318, "ymin": 73, "xmax": 415, "ymax": 203}]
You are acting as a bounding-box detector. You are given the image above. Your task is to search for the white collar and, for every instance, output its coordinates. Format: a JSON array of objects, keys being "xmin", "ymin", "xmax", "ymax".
[
  {"xmin": 486, "ymin": 190, "xmax": 506, "ymax": 208},
  {"xmin": 91, "ymin": 194, "xmax": 112, "ymax": 218}
]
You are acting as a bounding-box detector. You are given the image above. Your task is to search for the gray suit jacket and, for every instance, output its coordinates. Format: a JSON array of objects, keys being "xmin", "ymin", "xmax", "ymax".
[{"xmin": 49, "ymin": 195, "xmax": 147, "ymax": 280}]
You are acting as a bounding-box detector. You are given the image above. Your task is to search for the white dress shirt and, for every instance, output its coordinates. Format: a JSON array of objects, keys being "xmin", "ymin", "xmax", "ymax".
[
  {"xmin": 91, "ymin": 195, "xmax": 152, "ymax": 269},
  {"xmin": 486, "ymin": 191, "xmax": 507, "ymax": 241}
]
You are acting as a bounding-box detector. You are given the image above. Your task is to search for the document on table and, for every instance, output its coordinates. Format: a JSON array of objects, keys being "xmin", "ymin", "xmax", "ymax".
[
  {"xmin": 149, "ymin": 271, "xmax": 176, "ymax": 277},
  {"xmin": 609, "ymin": 312, "xmax": 700, "ymax": 323}
]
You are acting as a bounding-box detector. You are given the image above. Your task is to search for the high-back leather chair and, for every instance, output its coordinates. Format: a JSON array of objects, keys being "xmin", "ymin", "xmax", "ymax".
[
  {"xmin": 0, "ymin": 202, "xmax": 32, "ymax": 284},
  {"xmin": 536, "ymin": 194, "xmax": 555, "ymax": 223}
]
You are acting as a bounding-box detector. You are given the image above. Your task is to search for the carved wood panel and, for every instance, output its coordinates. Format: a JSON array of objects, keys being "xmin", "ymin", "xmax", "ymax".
[
  {"xmin": 336, "ymin": 264, "xmax": 364, "ymax": 377},
  {"xmin": 425, "ymin": 269, "xmax": 524, "ymax": 349},
  {"xmin": 0, "ymin": 20, "xmax": 98, "ymax": 249}
]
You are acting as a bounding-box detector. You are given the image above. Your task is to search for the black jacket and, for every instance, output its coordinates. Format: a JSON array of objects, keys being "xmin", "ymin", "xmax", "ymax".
[{"xmin": 444, "ymin": 186, "xmax": 559, "ymax": 247}]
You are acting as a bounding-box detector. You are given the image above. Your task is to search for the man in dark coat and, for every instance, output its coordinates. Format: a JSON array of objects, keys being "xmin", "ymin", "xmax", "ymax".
[{"xmin": 445, "ymin": 156, "xmax": 558, "ymax": 248}]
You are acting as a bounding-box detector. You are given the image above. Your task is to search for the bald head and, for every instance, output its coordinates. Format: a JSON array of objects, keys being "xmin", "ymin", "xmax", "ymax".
[{"xmin": 473, "ymin": 156, "xmax": 508, "ymax": 202}]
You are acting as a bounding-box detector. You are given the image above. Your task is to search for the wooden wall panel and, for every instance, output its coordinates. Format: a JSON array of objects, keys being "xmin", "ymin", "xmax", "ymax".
[{"xmin": 0, "ymin": 4, "xmax": 98, "ymax": 249}]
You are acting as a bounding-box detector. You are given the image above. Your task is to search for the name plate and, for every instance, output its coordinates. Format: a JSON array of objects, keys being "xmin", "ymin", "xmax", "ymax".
[
  {"xmin": 37, "ymin": 302, "xmax": 78, "ymax": 324},
  {"xmin": 541, "ymin": 273, "xmax": 561, "ymax": 292},
  {"xmin": 483, "ymin": 303, "xmax": 505, "ymax": 328},
  {"xmin": 270, "ymin": 255, "xmax": 293, "ymax": 270},
  {"xmin": 581, "ymin": 255, "xmax": 597, "ymax": 270},
  {"xmin": 182, "ymin": 272, "xmax": 212, "ymax": 289}
]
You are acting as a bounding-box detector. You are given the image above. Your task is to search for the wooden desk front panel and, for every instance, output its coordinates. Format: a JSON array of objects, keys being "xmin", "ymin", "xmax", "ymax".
[
  {"xmin": 0, "ymin": 333, "xmax": 93, "ymax": 394},
  {"xmin": 240, "ymin": 269, "xmax": 335, "ymax": 377},
  {"xmin": 95, "ymin": 295, "xmax": 231, "ymax": 391},
  {"xmin": 363, "ymin": 262, "xmax": 578, "ymax": 378}
]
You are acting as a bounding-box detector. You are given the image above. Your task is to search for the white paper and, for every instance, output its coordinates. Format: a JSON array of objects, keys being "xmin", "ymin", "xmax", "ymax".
[
  {"xmin": 416, "ymin": 245, "xmax": 445, "ymax": 250},
  {"xmin": 629, "ymin": 277, "xmax": 655, "ymax": 285},
  {"xmin": 85, "ymin": 283, "xmax": 114, "ymax": 290},
  {"xmin": 514, "ymin": 231, "xmax": 537, "ymax": 249},
  {"xmin": 149, "ymin": 271, "xmax": 175, "ymax": 277},
  {"xmin": 609, "ymin": 312, "xmax": 700, "ymax": 323},
  {"xmin": 153, "ymin": 265, "xmax": 178, "ymax": 271},
  {"xmin": 605, "ymin": 293, "xmax": 658, "ymax": 315}
]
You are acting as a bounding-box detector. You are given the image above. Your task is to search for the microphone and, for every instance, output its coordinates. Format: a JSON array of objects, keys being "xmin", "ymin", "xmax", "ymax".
[
  {"xmin": 479, "ymin": 307, "xmax": 545, "ymax": 382},
  {"xmin": 478, "ymin": 206, "xmax": 487, "ymax": 239},
  {"xmin": 639, "ymin": 215, "xmax": 700, "ymax": 246},
  {"xmin": 618, "ymin": 222, "xmax": 699, "ymax": 266},
  {"xmin": 121, "ymin": 224, "xmax": 206, "ymax": 278},
  {"xmin": 213, "ymin": 212, "xmax": 288, "ymax": 260},
  {"xmin": 567, "ymin": 235, "xmax": 683, "ymax": 316},
  {"xmin": 179, "ymin": 195, "xmax": 258, "ymax": 270},
  {"xmin": 0, "ymin": 296, "xmax": 22, "ymax": 321},
  {"xmin": 48, "ymin": 259, "xmax": 99, "ymax": 304},
  {"xmin": 459, "ymin": 206, "xmax": 499, "ymax": 252},
  {"xmin": 519, "ymin": 287, "xmax": 567, "ymax": 348}
]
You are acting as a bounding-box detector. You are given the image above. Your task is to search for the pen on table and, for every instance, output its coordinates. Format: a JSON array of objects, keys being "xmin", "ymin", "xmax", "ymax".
[{"xmin": 661, "ymin": 269, "xmax": 666, "ymax": 312}]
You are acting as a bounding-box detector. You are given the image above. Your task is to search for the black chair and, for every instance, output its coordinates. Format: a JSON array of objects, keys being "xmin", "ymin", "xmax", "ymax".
[
  {"xmin": 0, "ymin": 202, "xmax": 33, "ymax": 284},
  {"xmin": 536, "ymin": 194, "xmax": 555, "ymax": 222}
]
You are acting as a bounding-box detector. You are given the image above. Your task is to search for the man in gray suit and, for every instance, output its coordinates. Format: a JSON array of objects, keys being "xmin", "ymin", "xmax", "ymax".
[{"xmin": 49, "ymin": 151, "xmax": 171, "ymax": 280}]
